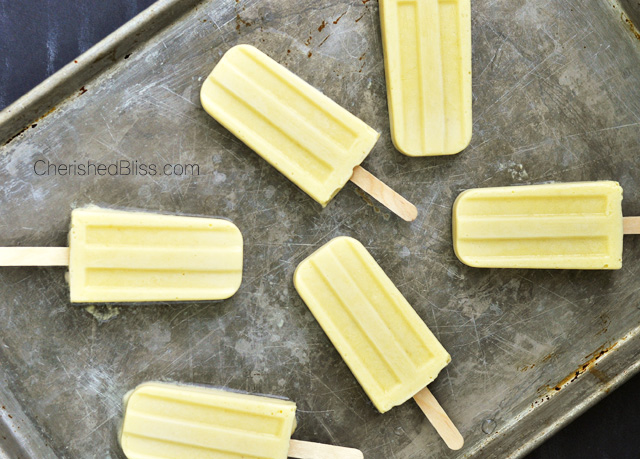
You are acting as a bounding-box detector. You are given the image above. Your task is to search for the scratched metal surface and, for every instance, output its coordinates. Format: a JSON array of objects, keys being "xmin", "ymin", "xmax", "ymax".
[{"xmin": 0, "ymin": 0, "xmax": 639, "ymax": 458}]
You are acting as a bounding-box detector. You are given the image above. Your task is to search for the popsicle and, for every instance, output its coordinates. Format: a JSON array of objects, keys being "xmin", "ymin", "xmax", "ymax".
[
  {"xmin": 119, "ymin": 382, "xmax": 363, "ymax": 459},
  {"xmin": 453, "ymin": 181, "xmax": 640, "ymax": 269},
  {"xmin": 0, "ymin": 206, "xmax": 243, "ymax": 302},
  {"xmin": 379, "ymin": 0, "xmax": 472, "ymax": 156},
  {"xmin": 200, "ymin": 44, "xmax": 418, "ymax": 222},
  {"xmin": 294, "ymin": 236, "xmax": 463, "ymax": 450}
]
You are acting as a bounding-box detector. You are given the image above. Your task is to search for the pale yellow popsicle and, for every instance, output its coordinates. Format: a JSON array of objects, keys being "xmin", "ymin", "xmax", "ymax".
[
  {"xmin": 68, "ymin": 207, "xmax": 243, "ymax": 302},
  {"xmin": 119, "ymin": 382, "xmax": 364, "ymax": 459},
  {"xmin": 294, "ymin": 236, "xmax": 451, "ymax": 413},
  {"xmin": 380, "ymin": 0, "xmax": 472, "ymax": 156},
  {"xmin": 200, "ymin": 45, "xmax": 380, "ymax": 207},
  {"xmin": 453, "ymin": 181, "xmax": 624, "ymax": 269},
  {"xmin": 120, "ymin": 382, "xmax": 296, "ymax": 459}
]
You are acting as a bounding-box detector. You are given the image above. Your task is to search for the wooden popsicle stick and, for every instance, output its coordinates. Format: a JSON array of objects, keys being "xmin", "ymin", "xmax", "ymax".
[
  {"xmin": 288, "ymin": 439, "xmax": 364, "ymax": 459},
  {"xmin": 0, "ymin": 247, "xmax": 70, "ymax": 266},
  {"xmin": 413, "ymin": 387, "xmax": 464, "ymax": 451},
  {"xmin": 350, "ymin": 165, "xmax": 418, "ymax": 222},
  {"xmin": 623, "ymin": 217, "xmax": 640, "ymax": 235}
]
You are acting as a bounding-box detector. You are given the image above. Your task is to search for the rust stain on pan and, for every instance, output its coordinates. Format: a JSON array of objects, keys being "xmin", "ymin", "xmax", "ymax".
[
  {"xmin": 541, "ymin": 353, "xmax": 555, "ymax": 363},
  {"xmin": 3, "ymin": 106, "xmax": 57, "ymax": 146},
  {"xmin": 622, "ymin": 14, "xmax": 640, "ymax": 40},
  {"xmin": 548, "ymin": 342, "xmax": 620, "ymax": 393},
  {"xmin": 617, "ymin": 5, "xmax": 640, "ymax": 41},
  {"xmin": 531, "ymin": 341, "xmax": 620, "ymax": 410},
  {"xmin": 318, "ymin": 35, "xmax": 330, "ymax": 47}
]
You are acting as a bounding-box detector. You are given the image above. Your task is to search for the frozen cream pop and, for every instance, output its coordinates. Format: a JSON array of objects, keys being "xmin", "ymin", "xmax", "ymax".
[
  {"xmin": 294, "ymin": 236, "xmax": 463, "ymax": 450},
  {"xmin": 453, "ymin": 181, "xmax": 640, "ymax": 269},
  {"xmin": 119, "ymin": 382, "xmax": 363, "ymax": 459},
  {"xmin": 201, "ymin": 44, "xmax": 418, "ymax": 222},
  {"xmin": 379, "ymin": 0, "xmax": 472, "ymax": 156},
  {"xmin": 0, "ymin": 207, "xmax": 243, "ymax": 302}
]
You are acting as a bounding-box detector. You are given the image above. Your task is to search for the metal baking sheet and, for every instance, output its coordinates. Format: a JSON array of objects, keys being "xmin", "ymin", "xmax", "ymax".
[{"xmin": 1, "ymin": 0, "xmax": 640, "ymax": 457}]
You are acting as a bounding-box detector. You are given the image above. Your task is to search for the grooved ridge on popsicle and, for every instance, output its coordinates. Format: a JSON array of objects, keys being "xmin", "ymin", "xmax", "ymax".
[
  {"xmin": 457, "ymin": 194, "xmax": 609, "ymax": 216},
  {"xmin": 123, "ymin": 433, "xmax": 267, "ymax": 459},
  {"xmin": 238, "ymin": 48, "xmax": 360, "ymax": 146},
  {"xmin": 131, "ymin": 391, "xmax": 290, "ymax": 436},
  {"xmin": 212, "ymin": 62, "xmax": 336, "ymax": 179},
  {"xmin": 307, "ymin": 258, "xmax": 404, "ymax": 391},
  {"xmin": 84, "ymin": 225, "xmax": 241, "ymax": 247}
]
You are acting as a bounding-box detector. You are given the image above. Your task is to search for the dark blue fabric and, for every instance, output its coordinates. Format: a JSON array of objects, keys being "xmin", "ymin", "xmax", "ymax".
[{"xmin": 0, "ymin": 0, "xmax": 155, "ymax": 109}]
